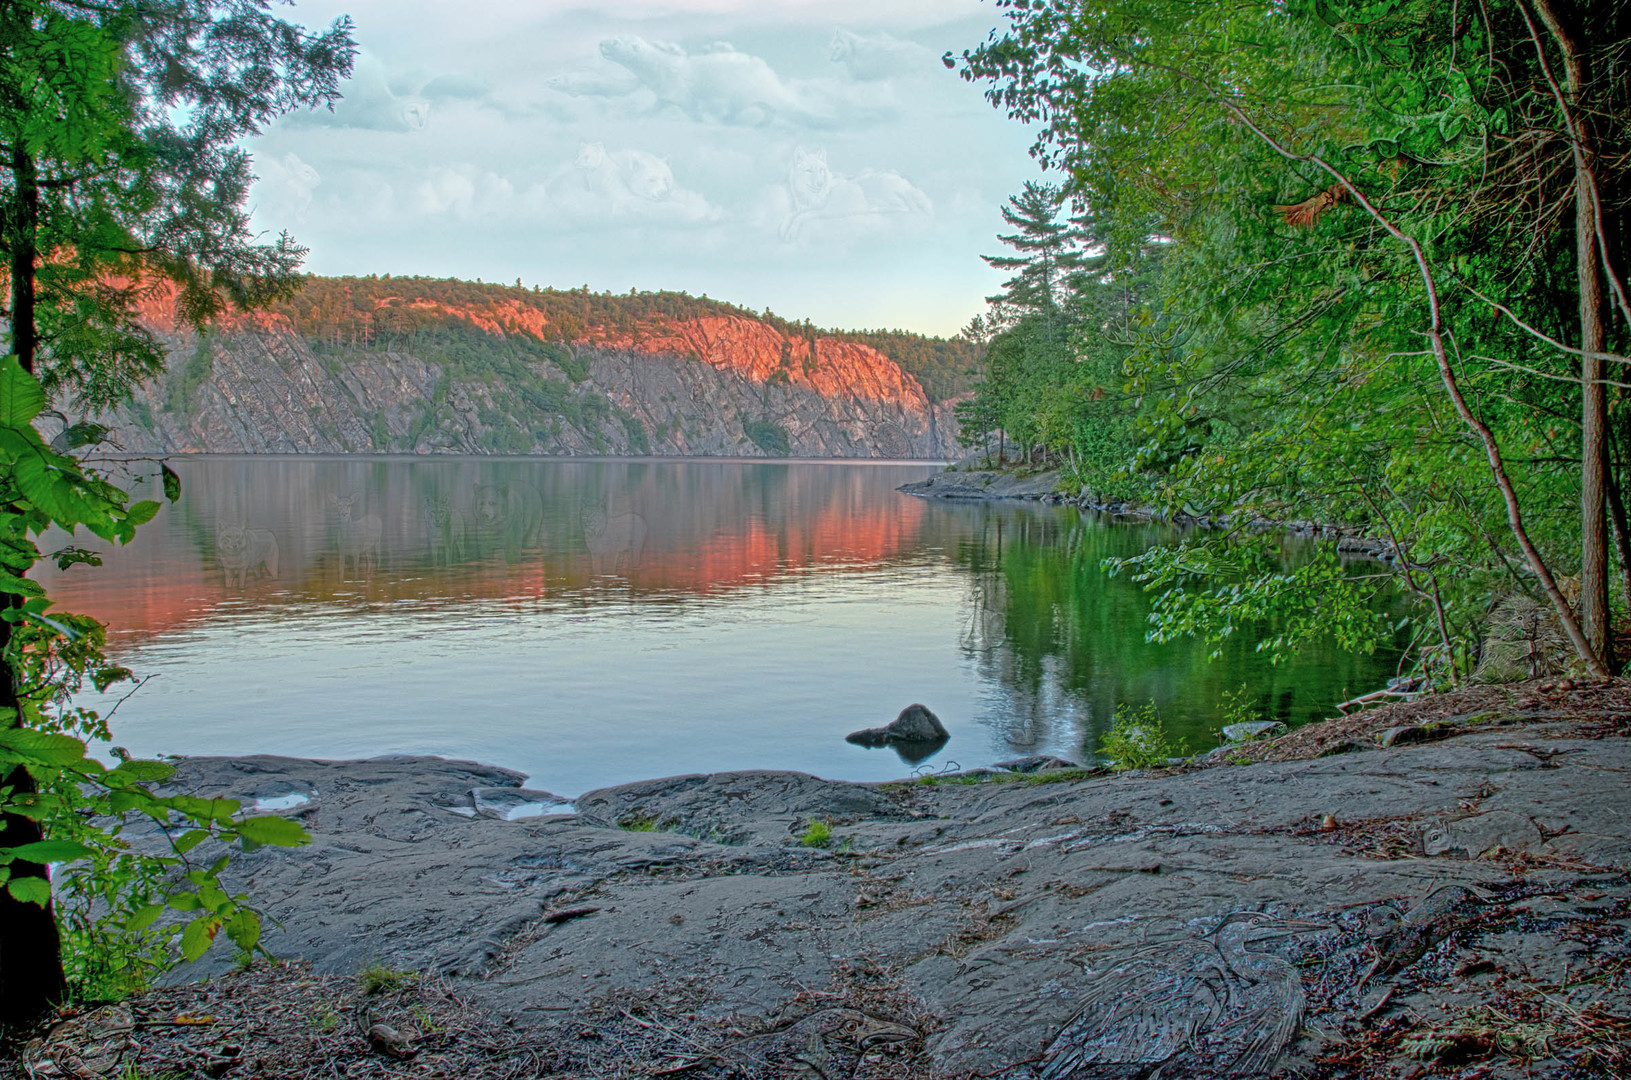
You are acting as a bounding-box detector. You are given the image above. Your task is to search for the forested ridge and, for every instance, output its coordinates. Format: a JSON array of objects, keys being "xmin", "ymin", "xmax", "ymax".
[
  {"xmin": 270, "ymin": 275, "xmax": 985, "ymax": 404},
  {"xmin": 950, "ymin": 0, "xmax": 1630, "ymax": 686}
]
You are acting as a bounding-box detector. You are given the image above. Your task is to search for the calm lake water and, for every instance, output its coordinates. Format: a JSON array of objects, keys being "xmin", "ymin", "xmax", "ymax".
[{"xmin": 45, "ymin": 458, "xmax": 1397, "ymax": 797}]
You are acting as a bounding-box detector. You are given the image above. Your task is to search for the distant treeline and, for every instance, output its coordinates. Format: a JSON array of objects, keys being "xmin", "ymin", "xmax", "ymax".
[{"xmin": 270, "ymin": 276, "xmax": 983, "ymax": 402}]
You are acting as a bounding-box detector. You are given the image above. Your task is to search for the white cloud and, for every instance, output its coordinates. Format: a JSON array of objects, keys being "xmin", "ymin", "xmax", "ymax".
[
  {"xmin": 575, "ymin": 36, "xmax": 894, "ymax": 128},
  {"xmin": 829, "ymin": 30, "xmax": 928, "ymax": 81},
  {"xmin": 774, "ymin": 146, "xmax": 930, "ymax": 241},
  {"xmin": 252, "ymin": 152, "xmax": 322, "ymax": 221},
  {"xmin": 546, "ymin": 143, "xmax": 720, "ymax": 225},
  {"xmin": 247, "ymin": 3, "xmax": 1038, "ymax": 335},
  {"xmin": 290, "ymin": 54, "xmax": 432, "ymax": 132}
]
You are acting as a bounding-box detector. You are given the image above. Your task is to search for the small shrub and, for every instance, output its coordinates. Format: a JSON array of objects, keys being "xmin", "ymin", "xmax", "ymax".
[
  {"xmin": 797, "ymin": 819, "xmax": 833, "ymax": 848},
  {"xmin": 618, "ymin": 811, "xmax": 660, "ymax": 832},
  {"xmin": 358, "ymin": 964, "xmax": 415, "ymax": 995},
  {"xmin": 311, "ymin": 1002, "xmax": 341, "ymax": 1033},
  {"xmin": 1098, "ymin": 702, "xmax": 1186, "ymax": 770}
]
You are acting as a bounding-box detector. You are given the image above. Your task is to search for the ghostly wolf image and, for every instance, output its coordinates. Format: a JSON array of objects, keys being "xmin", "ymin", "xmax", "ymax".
[
  {"xmin": 216, "ymin": 522, "xmax": 280, "ymax": 587},
  {"xmin": 778, "ymin": 147, "xmax": 930, "ymax": 241}
]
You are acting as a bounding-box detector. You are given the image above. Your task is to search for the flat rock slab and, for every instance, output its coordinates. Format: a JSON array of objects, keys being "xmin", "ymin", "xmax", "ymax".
[
  {"xmin": 157, "ymin": 721, "xmax": 1631, "ymax": 1078},
  {"xmin": 898, "ymin": 469, "xmax": 1060, "ymax": 500}
]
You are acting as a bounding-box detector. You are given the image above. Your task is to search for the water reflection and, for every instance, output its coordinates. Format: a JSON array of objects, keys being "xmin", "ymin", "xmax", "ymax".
[
  {"xmin": 40, "ymin": 458, "xmax": 1400, "ymax": 792},
  {"xmin": 950, "ymin": 507, "xmax": 1399, "ymax": 753}
]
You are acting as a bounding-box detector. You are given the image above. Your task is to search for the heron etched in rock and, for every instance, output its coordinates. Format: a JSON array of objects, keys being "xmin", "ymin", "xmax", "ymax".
[{"xmin": 1038, "ymin": 911, "xmax": 1323, "ymax": 1079}]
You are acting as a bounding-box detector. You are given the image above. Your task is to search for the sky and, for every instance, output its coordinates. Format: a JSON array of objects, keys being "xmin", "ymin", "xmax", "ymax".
[{"xmin": 244, "ymin": 0, "xmax": 1040, "ymax": 337}]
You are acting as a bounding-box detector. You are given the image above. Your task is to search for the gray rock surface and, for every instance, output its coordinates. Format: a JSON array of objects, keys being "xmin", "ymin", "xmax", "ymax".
[
  {"xmin": 1222, "ymin": 720, "xmax": 1288, "ymax": 742},
  {"xmin": 898, "ymin": 469, "xmax": 1060, "ymax": 500},
  {"xmin": 845, "ymin": 703, "xmax": 950, "ymax": 749},
  {"xmin": 991, "ymin": 755, "xmax": 1080, "ymax": 773},
  {"xmin": 152, "ymin": 718, "xmax": 1631, "ymax": 1078},
  {"xmin": 88, "ymin": 320, "xmax": 960, "ymax": 459}
]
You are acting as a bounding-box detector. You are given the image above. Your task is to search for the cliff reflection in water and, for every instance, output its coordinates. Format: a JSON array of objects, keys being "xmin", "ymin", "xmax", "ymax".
[
  {"xmin": 41, "ymin": 458, "xmax": 1400, "ymax": 789},
  {"xmin": 42, "ymin": 458, "xmax": 932, "ymax": 638}
]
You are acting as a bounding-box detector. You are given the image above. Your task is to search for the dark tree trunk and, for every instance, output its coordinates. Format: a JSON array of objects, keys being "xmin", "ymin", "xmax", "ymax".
[
  {"xmin": 0, "ymin": 145, "xmax": 67, "ymax": 1031},
  {"xmin": 1534, "ymin": 0, "xmax": 1612, "ymax": 670}
]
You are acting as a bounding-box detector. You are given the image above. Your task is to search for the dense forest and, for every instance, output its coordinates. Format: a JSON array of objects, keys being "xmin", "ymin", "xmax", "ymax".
[
  {"xmin": 269, "ymin": 275, "xmax": 985, "ymax": 404},
  {"xmin": 951, "ymin": 0, "xmax": 1630, "ymax": 686}
]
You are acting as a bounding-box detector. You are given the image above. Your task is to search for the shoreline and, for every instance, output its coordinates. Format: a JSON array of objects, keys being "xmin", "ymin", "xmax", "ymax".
[
  {"xmin": 899, "ymin": 465, "xmax": 1406, "ymax": 561},
  {"xmin": 27, "ymin": 682, "xmax": 1629, "ymax": 1079}
]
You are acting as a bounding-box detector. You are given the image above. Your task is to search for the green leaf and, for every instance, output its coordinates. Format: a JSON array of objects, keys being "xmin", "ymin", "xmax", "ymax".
[
  {"xmin": 104, "ymin": 758, "xmax": 174, "ymax": 784},
  {"xmin": 224, "ymin": 908, "xmax": 261, "ymax": 952},
  {"xmin": 0, "ymin": 356, "xmax": 46, "ymax": 428},
  {"xmin": 126, "ymin": 499, "xmax": 161, "ymax": 526},
  {"xmin": 173, "ymin": 828, "xmax": 209, "ymax": 854},
  {"xmin": 0, "ymin": 727, "xmax": 87, "ymax": 766},
  {"xmin": 128, "ymin": 903, "xmax": 165, "ymax": 932},
  {"xmin": 3, "ymin": 839, "xmax": 93, "ymax": 863},
  {"xmin": 179, "ymin": 914, "xmax": 219, "ymax": 961},
  {"xmin": 235, "ymin": 815, "xmax": 309, "ymax": 848},
  {"xmin": 161, "ymin": 463, "xmax": 182, "ymax": 503},
  {"xmin": 6, "ymin": 875, "xmax": 51, "ymax": 906}
]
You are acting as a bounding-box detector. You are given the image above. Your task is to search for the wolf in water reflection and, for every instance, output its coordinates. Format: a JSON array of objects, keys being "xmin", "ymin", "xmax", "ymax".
[
  {"xmin": 422, "ymin": 483, "xmax": 544, "ymax": 563},
  {"xmin": 214, "ymin": 522, "xmax": 279, "ymax": 586}
]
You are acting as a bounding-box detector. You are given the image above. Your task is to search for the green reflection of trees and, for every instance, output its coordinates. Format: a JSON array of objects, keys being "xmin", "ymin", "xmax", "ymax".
[{"xmin": 951, "ymin": 504, "xmax": 1402, "ymax": 755}]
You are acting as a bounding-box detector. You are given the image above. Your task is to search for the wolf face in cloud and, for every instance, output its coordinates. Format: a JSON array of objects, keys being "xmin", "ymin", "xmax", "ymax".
[{"xmin": 779, "ymin": 146, "xmax": 930, "ymax": 241}]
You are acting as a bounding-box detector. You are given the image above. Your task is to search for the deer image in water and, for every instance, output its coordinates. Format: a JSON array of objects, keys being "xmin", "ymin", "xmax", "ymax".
[
  {"xmin": 423, "ymin": 495, "xmax": 466, "ymax": 565},
  {"xmin": 215, "ymin": 521, "xmax": 280, "ymax": 587},
  {"xmin": 329, "ymin": 493, "xmax": 383, "ymax": 578}
]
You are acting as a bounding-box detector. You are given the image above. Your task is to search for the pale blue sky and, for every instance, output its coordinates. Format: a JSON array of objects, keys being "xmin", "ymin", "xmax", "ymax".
[{"xmin": 247, "ymin": 1, "xmax": 1038, "ymax": 336}]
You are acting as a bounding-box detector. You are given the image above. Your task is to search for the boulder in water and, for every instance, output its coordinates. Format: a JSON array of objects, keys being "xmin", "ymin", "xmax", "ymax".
[{"xmin": 847, "ymin": 704, "xmax": 949, "ymax": 748}]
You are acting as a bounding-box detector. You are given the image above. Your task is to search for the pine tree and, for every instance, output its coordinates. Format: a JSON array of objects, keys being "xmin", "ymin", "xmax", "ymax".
[{"xmin": 981, "ymin": 181, "xmax": 1084, "ymax": 330}]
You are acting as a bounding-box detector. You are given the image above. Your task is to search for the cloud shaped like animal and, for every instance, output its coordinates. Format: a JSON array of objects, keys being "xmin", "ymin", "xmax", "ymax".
[
  {"xmin": 586, "ymin": 36, "xmax": 893, "ymax": 129},
  {"xmin": 829, "ymin": 30, "xmax": 928, "ymax": 82}
]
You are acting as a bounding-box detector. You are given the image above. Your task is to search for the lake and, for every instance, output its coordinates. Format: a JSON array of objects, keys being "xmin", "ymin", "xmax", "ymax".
[{"xmin": 44, "ymin": 458, "xmax": 1398, "ymax": 797}]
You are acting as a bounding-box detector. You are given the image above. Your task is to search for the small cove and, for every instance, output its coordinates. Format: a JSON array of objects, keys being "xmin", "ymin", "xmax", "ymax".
[{"xmin": 48, "ymin": 457, "xmax": 1400, "ymax": 796}]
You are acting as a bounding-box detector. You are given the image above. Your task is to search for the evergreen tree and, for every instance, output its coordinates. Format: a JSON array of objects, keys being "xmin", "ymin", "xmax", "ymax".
[
  {"xmin": 981, "ymin": 181, "xmax": 1083, "ymax": 330},
  {"xmin": 0, "ymin": 0, "xmax": 354, "ymax": 1027}
]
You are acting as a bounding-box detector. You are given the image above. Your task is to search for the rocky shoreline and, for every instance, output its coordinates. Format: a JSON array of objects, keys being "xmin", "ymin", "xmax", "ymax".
[
  {"xmin": 21, "ymin": 683, "xmax": 1631, "ymax": 1079},
  {"xmin": 900, "ymin": 465, "xmax": 1407, "ymax": 562}
]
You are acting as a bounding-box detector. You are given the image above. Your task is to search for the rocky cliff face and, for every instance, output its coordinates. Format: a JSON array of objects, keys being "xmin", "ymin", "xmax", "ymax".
[{"xmin": 94, "ymin": 284, "xmax": 960, "ymax": 458}]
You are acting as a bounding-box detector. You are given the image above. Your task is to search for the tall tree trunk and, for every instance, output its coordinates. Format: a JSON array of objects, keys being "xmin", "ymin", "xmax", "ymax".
[
  {"xmin": 1533, "ymin": 0, "xmax": 1612, "ymax": 670},
  {"xmin": 0, "ymin": 145, "xmax": 67, "ymax": 1031}
]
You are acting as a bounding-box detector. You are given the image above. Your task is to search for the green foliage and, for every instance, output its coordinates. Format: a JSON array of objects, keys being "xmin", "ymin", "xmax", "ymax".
[
  {"xmin": 0, "ymin": 0, "xmax": 354, "ymax": 1012},
  {"xmin": 742, "ymin": 418, "xmax": 791, "ymax": 457},
  {"xmin": 1097, "ymin": 702, "xmax": 1186, "ymax": 770},
  {"xmin": 358, "ymin": 964, "xmax": 416, "ymax": 995},
  {"xmin": 1218, "ymin": 686, "xmax": 1264, "ymax": 731},
  {"xmin": 948, "ymin": 0, "xmax": 1631, "ymax": 681},
  {"xmin": 796, "ymin": 819, "xmax": 833, "ymax": 848},
  {"xmin": 618, "ymin": 811, "xmax": 660, "ymax": 832},
  {"xmin": 1108, "ymin": 540, "xmax": 1390, "ymax": 664}
]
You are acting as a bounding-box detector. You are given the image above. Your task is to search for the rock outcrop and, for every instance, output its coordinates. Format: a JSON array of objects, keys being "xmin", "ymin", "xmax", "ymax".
[
  {"xmin": 84, "ymin": 281, "xmax": 962, "ymax": 459},
  {"xmin": 145, "ymin": 700, "xmax": 1631, "ymax": 1079}
]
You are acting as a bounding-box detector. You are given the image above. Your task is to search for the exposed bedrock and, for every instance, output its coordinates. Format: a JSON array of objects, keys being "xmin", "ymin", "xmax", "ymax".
[
  {"xmin": 152, "ymin": 716, "xmax": 1631, "ymax": 1078},
  {"xmin": 84, "ymin": 292, "xmax": 961, "ymax": 459}
]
